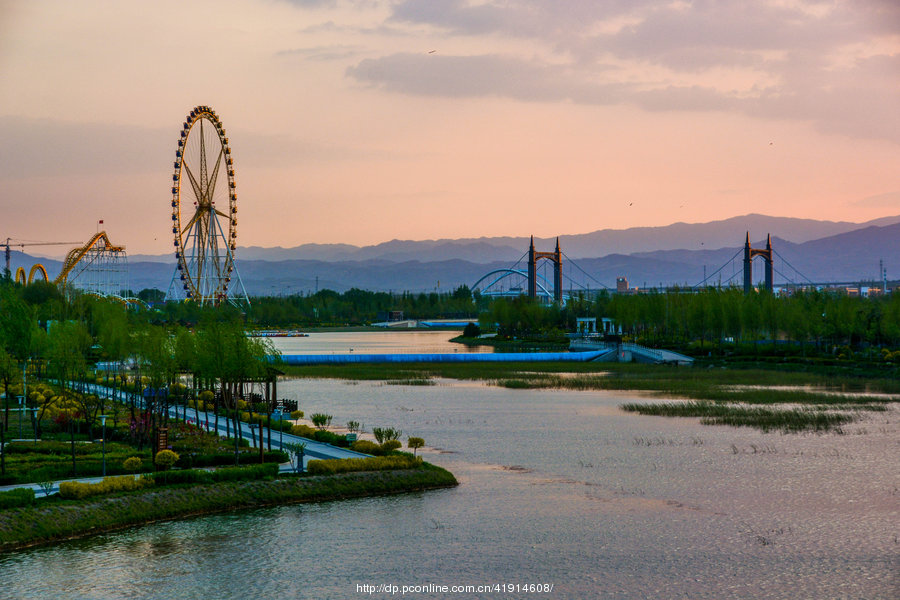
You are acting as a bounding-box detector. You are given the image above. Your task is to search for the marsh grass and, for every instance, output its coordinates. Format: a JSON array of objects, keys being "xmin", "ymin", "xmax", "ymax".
[
  {"xmin": 283, "ymin": 360, "xmax": 897, "ymax": 433},
  {"xmin": 620, "ymin": 402, "xmax": 855, "ymax": 432},
  {"xmin": 383, "ymin": 379, "xmax": 435, "ymax": 386}
]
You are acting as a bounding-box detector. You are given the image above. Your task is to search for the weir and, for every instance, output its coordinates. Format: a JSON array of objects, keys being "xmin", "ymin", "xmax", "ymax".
[{"xmin": 277, "ymin": 350, "xmax": 611, "ymax": 365}]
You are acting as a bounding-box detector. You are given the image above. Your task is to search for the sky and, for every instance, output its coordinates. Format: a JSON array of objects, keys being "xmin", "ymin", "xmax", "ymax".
[{"xmin": 1, "ymin": 0, "xmax": 899, "ymax": 256}]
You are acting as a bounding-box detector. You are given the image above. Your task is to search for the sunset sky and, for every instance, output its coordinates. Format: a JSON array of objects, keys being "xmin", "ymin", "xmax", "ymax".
[{"xmin": 1, "ymin": 0, "xmax": 899, "ymax": 256}]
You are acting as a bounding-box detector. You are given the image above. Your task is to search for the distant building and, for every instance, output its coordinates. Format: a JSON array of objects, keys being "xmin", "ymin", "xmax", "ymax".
[
  {"xmin": 616, "ymin": 276, "xmax": 638, "ymax": 294},
  {"xmin": 375, "ymin": 310, "xmax": 405, "ymax": 322},
  {"xmin": 574, "ymin": 317, "xmax": 620, "ymax": 337}
]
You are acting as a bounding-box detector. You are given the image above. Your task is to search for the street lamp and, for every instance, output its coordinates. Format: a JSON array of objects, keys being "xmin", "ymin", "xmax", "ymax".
[
  {"xmin": 17, "ymin": 395, "xmax": 23, "ymax": 439},
  {"xmin": 99, "ymin": 415, "xmax": 108, "ymax": 477},
  {"xmin": 30, "ymin": 407, "xmax": 38, "ymax": 444}
]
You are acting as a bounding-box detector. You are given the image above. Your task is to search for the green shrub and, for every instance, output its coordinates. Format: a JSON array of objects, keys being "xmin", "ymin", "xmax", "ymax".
[
  {"xmin": 290, "ymin": 410, "xmax": 304, "ymax": 420},
  {"xmin": 58, "ymin": 476, "xmax": 154, "ymax": 500},
  {"xmin": 313, "ymin": 429, "xmax": 350, "ymax": 447},
  {"xmin": 306, "ymin": 454, "xmax": 421, "ymax": 475},
  {"xmin": 155, "ymin": 450, "xmax": 180, "ymax": 470},
  {"xmin": 291, "ymin": 424, "xmax": 317, "ymax": 438},
  {"xmin": 123, "ymin": 456, "xmax": 143, "ymax": 473},
  {"xmin": 0, "ymin": 488, "xmax": 35, "ymax": 509},
  {"xmin": 310, "ymin": 413, "xmax": 332, "ymax": 429},
  {"xmin": 372, "ymin": 427, "xmax": 402, "ymax": 444},
  {"xmin": 350, "ymin": 440, "xmax": 381, "ymax": 455},
  {"xmin": 380, "ymin": 440, "xmax": 402, "ymax": 453}
]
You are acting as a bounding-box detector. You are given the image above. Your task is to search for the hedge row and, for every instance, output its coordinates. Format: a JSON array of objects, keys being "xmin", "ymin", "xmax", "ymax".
[
  {"xmin": 58, "ymin": 476, "xmax": 155, "ymax": 500},
  {"xmin": 306, "ymin": 455, "xmax": 421, "ymax": 475},
  {"xmin": 290, "ymin": 424, "xmax": 351, "ymax": 447},
  {"xmin": 175, "ymin": 450, "xmax": 288, "ymax": 469},
  {"xmin": 350, "ymin": 440, "xmax": 401, "ymax": 456},
  {"xmin": 0, "ymin": 488, "xmax": 35, "ymax": 509},
  {"xmin": 160, "ymin": 463, "xmax": 278, "ymax": 485}
]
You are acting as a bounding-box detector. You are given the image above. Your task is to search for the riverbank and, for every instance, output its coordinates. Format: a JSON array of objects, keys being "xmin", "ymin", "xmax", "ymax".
[{"xmin": 0, "ymin": 464, "xmax": 457, "ymax": 553}]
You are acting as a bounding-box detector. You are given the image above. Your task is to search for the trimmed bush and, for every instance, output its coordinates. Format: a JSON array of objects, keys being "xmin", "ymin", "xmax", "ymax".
[
  {"xmin": 380, "ymin": 440, "xmax": 402, "ymax": 453},
  {"xmin": 350, "ymin": 440, "xmax": 381, "ymax": 455},
  {"xmin": 313, "ymin": 429, "xmax": 350, "ymax": 447},
  {"xmin": 306, "ymin": 454, "xmax": 422, "ymax": 475},
  {"xmin": 0, "ymin": 488, "xmax": 35, "ymax": 509},
  {"xmin": 123, "ymin": 457, "xmax": 143, "ymax": 473},
  {"xmin": 291, "ymin": 424, "xmax": 317, "ymax": 438},
  {"xmin": 58, "ymin": 476, "xmax": 154, "ymax": 500},
  {"xmin": 290, "ymin": 410, "xmax": 304, "ymax": 420},
  {"xmin": 155, "ymin": 450, "xmax": 180, "ymax": 470}
]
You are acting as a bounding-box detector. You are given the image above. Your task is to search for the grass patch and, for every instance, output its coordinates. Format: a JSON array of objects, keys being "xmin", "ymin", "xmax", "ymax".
[{"xmin": 0, "ymin": 464, "xmax": 457, "ymax": 552}]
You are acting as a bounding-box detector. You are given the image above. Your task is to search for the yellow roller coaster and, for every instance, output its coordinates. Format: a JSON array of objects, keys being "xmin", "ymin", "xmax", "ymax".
[
  {"xmin": 14, "ymin": 264, "xmax": 49, "ymax": 285},
  {"xmin": 14, "ymin": 231, "xmax": 127, "ymax": 296}
]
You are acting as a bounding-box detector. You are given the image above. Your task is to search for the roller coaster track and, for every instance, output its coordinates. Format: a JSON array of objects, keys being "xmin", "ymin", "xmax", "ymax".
[
  {"xmin": 13, "ymin": 231, "xmax": 126, "ymax": 294},
  {"xmin": 54, "ymin": 231, "xmax": 124, "ymax": 286},
  {"xmin": 14, "ymin": 264, "xmax": 49, "ymax": 285}
]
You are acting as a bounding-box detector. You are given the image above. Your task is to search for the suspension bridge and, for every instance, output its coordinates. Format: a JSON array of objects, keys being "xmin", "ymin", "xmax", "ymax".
[{"xmin": 471, "ymin": 232, "xmax": 843, "ymax": 302}]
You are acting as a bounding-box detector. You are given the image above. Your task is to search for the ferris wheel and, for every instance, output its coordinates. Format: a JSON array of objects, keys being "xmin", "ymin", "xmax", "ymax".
[{"xmin": 167, "ymin": 105, "xmax": 247, "ymax": 305}]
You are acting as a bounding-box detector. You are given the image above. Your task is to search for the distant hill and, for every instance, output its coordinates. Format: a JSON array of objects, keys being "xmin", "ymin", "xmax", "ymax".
[
  {"xmin": 11, "ymin": 214, "xmax": 900, "ymax": 295},
  {"xmin": 129, "ymin": 213, "xmax": 900, "ymax": 265}
]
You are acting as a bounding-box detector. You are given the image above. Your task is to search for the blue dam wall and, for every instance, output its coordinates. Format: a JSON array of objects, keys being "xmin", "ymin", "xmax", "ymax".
[{"xmin": 277, "ymin": 350, "xmax": 611, "ymax": 365}]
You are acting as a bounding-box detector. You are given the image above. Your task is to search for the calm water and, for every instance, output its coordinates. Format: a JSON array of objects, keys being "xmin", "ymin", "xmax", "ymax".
[{"xmin": 1, "ymin": 335, "xmax": 897, "ymax": 599}]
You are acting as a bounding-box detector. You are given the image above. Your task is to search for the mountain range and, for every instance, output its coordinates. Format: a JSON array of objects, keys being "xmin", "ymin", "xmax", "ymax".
[{"xmin": 11, "ymin": 214, "xmax": 900, "ymax": 296}]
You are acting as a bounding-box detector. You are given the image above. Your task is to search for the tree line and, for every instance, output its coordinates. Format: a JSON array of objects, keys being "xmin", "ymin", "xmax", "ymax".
[{"xmin": 481, "ymin": 287, "xmax": 900, "ymax": 354}]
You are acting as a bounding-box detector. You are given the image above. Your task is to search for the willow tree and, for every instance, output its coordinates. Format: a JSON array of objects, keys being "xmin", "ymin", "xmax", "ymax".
[
  {"xmin": 46, "ymin": 320, "xmax": 90, "ymax": 475},
  {"xmin": 196, "ymin": 317, "xmax": 274, "ymax": 463}
]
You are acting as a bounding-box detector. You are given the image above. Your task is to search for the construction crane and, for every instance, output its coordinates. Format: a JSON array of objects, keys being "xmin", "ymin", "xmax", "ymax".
[{"xmin": 4, "ymin": 238, "xmax": 80, "ymax": 278}]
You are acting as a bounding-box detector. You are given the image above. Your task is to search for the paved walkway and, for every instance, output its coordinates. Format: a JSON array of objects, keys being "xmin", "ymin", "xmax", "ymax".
[
  {"xmin": 78, "ymin": 381, "xmax": 368, "ymax": 461},
  {"xmin": 0, "ymin": 382, "xmax": 370, "ymax": 495}
]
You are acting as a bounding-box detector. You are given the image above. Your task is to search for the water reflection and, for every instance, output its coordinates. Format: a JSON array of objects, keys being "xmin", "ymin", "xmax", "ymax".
[{"xmin": 2, "ymin": 378, "xmax": 897, "ymax": 599}]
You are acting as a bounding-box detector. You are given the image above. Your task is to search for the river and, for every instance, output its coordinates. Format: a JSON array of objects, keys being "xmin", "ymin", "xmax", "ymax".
[{"xmin": 1, "ymin": 333, "xmax": 897, "ymax": 599}]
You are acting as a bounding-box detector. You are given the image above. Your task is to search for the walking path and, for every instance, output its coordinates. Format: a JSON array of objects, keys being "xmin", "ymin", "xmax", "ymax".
[
  {"xmin": 78, "ymin": 381, "xmax": 367, "ymax": 461},
  {"xmin": 0, "ymin": 382, "xmax": 369, "ymax": 495}
]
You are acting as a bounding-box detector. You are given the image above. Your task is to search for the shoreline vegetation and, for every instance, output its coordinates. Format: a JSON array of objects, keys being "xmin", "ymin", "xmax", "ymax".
[
  {"xmin": 0, "ymin": 463, "xmax": 457, "ymax": 553},
  {"xmin": 280, "ymin": 360, "xmax": 898, "ymax": 433}
]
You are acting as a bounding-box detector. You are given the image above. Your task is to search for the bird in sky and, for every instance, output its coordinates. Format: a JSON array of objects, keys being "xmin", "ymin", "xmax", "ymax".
[{"xmin": 428, "ymin": 50, "xmax": 436, "ymax": 54}]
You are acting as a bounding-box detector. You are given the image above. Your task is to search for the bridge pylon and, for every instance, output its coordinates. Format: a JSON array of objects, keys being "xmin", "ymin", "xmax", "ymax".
[
  {"xmin": 743, "ymin": 232, "xmax": 774, "ymax": 293},
  {"xmin": 528, "ymin": 237, "xmax": 563, "ymax": 302}
]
